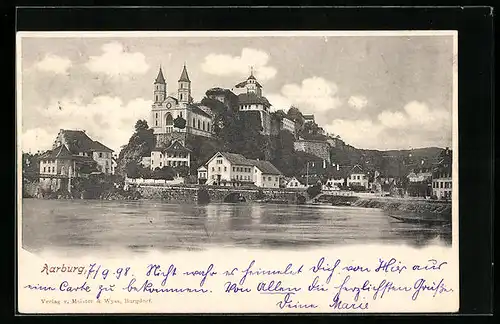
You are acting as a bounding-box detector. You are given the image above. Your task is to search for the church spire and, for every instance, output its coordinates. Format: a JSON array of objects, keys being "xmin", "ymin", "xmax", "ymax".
[
  {"xmin": 248, "ymin": 66, "xmax": 256, "ymax": 80},
  {"xmin": 154, "ymin": 65, "xmax": 166, "ymax": 84},
  {"xmin": 178, "ymin": 63, "xmax": 190, "ymax": 82}
]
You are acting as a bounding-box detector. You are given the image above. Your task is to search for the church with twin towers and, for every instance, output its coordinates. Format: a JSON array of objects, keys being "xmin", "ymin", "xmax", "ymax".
[{"xmin": 150, "ymin": 63, "xmax": 274, "ymax": 147}]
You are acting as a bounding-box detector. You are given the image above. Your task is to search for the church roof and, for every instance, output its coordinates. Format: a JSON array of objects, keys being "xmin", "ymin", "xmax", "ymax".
[
  {"xmin": 237, "ymin": 93, "xmax": 270, "ymax": 106},
  {"xmin": 178, "ymin": 64, "xmax": 190, "ymax": 82},
  {"xmin": 188, "ymin": 104, "xmax": 212, "ymax": 118},
  {"xmin": 154, "ymin": 67, "xmax": 166, "ymax": 84}
]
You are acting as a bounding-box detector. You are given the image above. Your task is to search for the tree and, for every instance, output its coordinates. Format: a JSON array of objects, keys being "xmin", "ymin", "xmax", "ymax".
[
  {"xmin": 174, "ymin": 116, "xmax": 187, "ymax": 129},
  {"xmin": 306, "ymin": 183, "xmax": 322, "ymax": 198},
  {"xmin": 173, "ymin": 165, "xmax": 190, "ymax": 177},
  {"xmin": 152, "ymin": 167, "xmax": 175, "ymax": 180},
  {"xmin": 135, "ymin": 120, "xmax": 149, "ymax": 132}
]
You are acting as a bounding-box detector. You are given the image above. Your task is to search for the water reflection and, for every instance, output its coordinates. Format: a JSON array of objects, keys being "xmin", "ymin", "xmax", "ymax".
[{"xmin": 22, "ymin": 199, "xmax": 452, "ymax": 254}]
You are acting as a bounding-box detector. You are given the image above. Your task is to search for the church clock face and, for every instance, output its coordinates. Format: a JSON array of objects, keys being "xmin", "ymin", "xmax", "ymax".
[{"xmin": 166, "ymin": 103, "xmax": 172, "ymax": 109}]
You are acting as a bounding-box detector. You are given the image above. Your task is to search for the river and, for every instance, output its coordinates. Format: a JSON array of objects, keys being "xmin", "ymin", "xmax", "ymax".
[{"xmin": 21, "ymin": 199, "xmax": 452, "ymax": 255}]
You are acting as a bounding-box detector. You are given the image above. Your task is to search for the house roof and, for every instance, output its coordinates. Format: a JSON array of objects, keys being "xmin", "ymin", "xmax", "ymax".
[
  {"xmin": 347, "ymin": 164, "xmax": 366, "ymax": 175},
  {"xmin": 164, "ymin": 140, "xmax": 192, "ymax": 154},
  {"xmin": 237, "ymin": 93, "xmax": 270, "ymax": 106},
  {"xmin": 328, "ymin": 166, "xmax": 350, "ymax": 179},
  {"xmin": 178, "ymin": 64, "xmax": 190, "ymax": 82},
  {"xmin": 60, "ymin": 130, "xmax": 113, "ymax": 153},
  {"xmin": 92, "ymin": 141, "xmax": 114, "ymax": 153},
  {"xmin": 197, "ymin": 166, "xmax": 207, "ymax": 171},
  {"xmin": 288, "ymin": 176, "xmax": 306, "ymax": 185},
  {"xmin": 154, "ymin": 67, "xmax": 166, "ymax": 84},
  {"xmin": 220, "ymin": 152, "xmax": 254, "ymax": 166},
  {"xmin": 39, "ymin": 145, "xmax": 73, "ymax": 160},
  {"xmin": 188, "ymin": 104, "xmax": 212, "ymax": 118},
  {"xmin": 252, "ymin": 160, "xmax": 281, "ymax": 175}
]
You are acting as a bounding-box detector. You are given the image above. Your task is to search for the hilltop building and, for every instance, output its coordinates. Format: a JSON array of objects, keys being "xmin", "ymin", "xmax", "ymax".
[
  {"xmin": 151, "ymin": 65, "xmax": 213, "ymax": 146},
  {"xmin": 197, "ymin": 151, "xmax": 282, "ymax": 188},
  {"xmin": 39, "ymin": 129, "xmax": 114, "ymax": 192},
  {"xmin": 233, "ymin": 69, "xmax": 272, "ymax": 135}
]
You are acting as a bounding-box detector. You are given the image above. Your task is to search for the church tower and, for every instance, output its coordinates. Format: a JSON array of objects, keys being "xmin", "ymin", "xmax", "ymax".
[
  {"xmin": 245, "ymin": 67, "xmax": 262, "ymax": 97},
  {"xmin": 178, "ymin": 63, "xmax": 192, "ymax": 104},
  {"xmin": 154, "ymin": 66, "xmax": 166, "ymax": 103}
]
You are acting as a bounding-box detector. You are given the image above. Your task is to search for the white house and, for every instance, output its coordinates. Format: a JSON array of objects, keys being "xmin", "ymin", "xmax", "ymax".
[
  {"xmin": 346, "ymin": 165, "xmax": 369, "ymax": 189},
  {"xmin": 286, "ymin": 177, "xmax": 307, "ymax": 189},
  {"xmin": 252, "ymin": 160, "xmax": 282, "ymax": 188},
  {"xmin": 199, "ymin": 151, "xmax": 282, "ymax": 188},
  {"xmin": 150, "ymin": 140, "xmax": 191, "ymax": 170},
  {"xmin": 197, "ymin": 166, "xmax": 208, "ymax": 184}
]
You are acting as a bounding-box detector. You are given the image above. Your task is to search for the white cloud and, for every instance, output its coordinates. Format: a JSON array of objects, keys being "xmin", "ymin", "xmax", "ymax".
[
  {"xmin": 267, "ymin": 77, "xmax": 342, "ymax": 115},
  {"xmin": 85, "ymin": 42, "xmax": 149, "ymax": 78},
  {"xmin": 348, "ymin": 95, "xmax": 368, "ymax": 110},
  {"xmin": 34, "ymin": 54, "xmax": 72, "ymax": 74},
  {"xmin": 377, "ymin": 111, "xmax": 408, "ymax": 129},
  {"xmin": 31, "ymin": 96, "xmax": 153, "ymax": 153},
  {"xmin": 201, "ymin": 48, "xmax": 277, "ymax": 81},
  {"xmin": 325, "ymin": 101, "xmax": 451, "ymax": 150},
  {"xmin": 21, "ymin": 128, "xmax": 55, "ymax": 153}
]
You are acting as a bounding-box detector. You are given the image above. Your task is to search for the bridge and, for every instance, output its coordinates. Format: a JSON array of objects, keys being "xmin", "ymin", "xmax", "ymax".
[{"xmin": 135, "ymin": 184, "xmax": 308, "ymax": 204}]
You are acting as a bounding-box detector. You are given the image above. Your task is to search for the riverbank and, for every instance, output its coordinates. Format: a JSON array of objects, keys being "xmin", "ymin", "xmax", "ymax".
[
  {"xmin": 23, "ymin": 181, "xmax": 451, "ymax": 217},
  {"xmin": 323, "ymin": 195, "xmax": 452, "ymax": 218}
]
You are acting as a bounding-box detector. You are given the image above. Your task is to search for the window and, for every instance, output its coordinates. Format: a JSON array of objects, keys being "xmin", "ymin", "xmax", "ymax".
[
  {"xmin": 167, "ymin": 161, "xmax": 171, "ymax": 166},
  {"xmin": 276, "ymin": 177, "xmax": 278, "ymax": 181},
  {"xmin": 224, "ymin": 167, "xmax": 227, "ymax": 172},
  {"xmin": 160, "ymin": 162, "xmax": 162, "ymax": 167},
  {"xmin": 268, "ymin": 177, "xmax": 272, "ymax": 181},
  {"xmin": 198, "ymin": 120, "xmax": 201, "ymax": 129},
  {"xmin": 212, "ymin": 167, "xmax": 215, "ymax": 171},
  {"xmin": 180, "ymin": 94, "xmax": 183, "ymax": 101},
  {"xmin": 233, "ymin": 167, "xmax": 235, "ymax": 172},
  {"xmin": 43, "ymin": 167, "xmax": 46, "ymax": 172},
  {"xmin": 202, "ymin": 121, "xmax": 205, "ymax": 131},
  {"xmin": 52, "ymin": 167, "xmax": 55, "ymax": 173},
  {"xmin": 450, "ymin": 182, "xmax": 452, "ymax": 189},
  {"xmin": 173, "ymin": 161, "xmax": 177, "ymax": 167},
  {"xmin": 193, "ymin": 118, "xmax": 195, "ymax": 127},
  {"xmin": 180, "ymin": 112, "xmax": 183, "ymax": 118},
  {"xmin": 208, "ymin": 122, "xmax": 210, "ymax": 132},
  {"xmin": 218, "ymin": 167, "xmax": 220, "ymax": 171}
]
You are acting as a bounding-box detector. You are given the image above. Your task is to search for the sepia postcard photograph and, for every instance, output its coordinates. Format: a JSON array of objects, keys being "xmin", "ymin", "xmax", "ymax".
[{"xmin": 17, "ymin": 30, "xmax": 459, "ymax": 314}]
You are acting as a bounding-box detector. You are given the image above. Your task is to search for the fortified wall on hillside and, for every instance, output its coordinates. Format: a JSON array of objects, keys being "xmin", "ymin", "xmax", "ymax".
[{"xmin": 293, "ymin": 139, "xmax": 331, "ymax": 163}]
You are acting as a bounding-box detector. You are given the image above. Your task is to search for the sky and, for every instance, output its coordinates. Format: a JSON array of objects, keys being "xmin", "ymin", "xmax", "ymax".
[{"xmin": 18, "ymin": 33, "xmax": 455, "ymax": 153}]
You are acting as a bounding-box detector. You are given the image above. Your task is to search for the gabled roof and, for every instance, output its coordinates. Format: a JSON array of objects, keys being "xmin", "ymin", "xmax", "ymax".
[
  {"xmin": 178, "ymin": 64, "xmax": 190, "ymax": 82},
  {"xmin": 164, "ymin": 140, "xmax": 192, "ymax": 154},
  {"xmin": 252, "ymin": 160, "xmax": 281, "ymax": 175},
  {"xmin": 39, "ymin": 145, "xmax": 73, "ymax": 160},
  {"xmin": 348, "ymin": 164, "xmax": 366, "ymax": 175},
  {"xmin": 197, "ymin": 165, "xmax": 207, "ymax": 170},
  {"xmin": 288, "ymin": 176, "xmax": 306, "ymax": 185},
  {"xmin": 237, "ymin": 93, "xmax": 270, "ymax": 106},
  {"xmin": 154, "ymin": 67, "xmax": 166, "ymax": 84}
]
